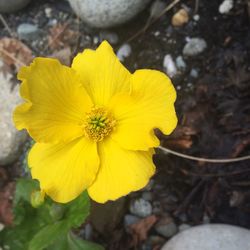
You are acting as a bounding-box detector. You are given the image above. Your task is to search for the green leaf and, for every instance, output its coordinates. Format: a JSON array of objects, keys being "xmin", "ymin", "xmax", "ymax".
[
  {"xmin": 64, "ymin": 191, "xmax": 90, "ymax": 228},
  {"xmin": 28, "ymin": 221, "xmax": 69, "ymax": 250},
  {"xmin": 67, "ymin": 233, "xmax": 105, "ymax": 250},
  {"xmin": 48, "ymin": 232, "xmax": 105, "ymax": 250}
]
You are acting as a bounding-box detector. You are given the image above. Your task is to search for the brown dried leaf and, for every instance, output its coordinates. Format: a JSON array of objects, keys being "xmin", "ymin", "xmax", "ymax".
[
  {"xmin": 0, "ymin": 182, "xmax": 15, "ymax": 225},
  {"xmin": 129, "ymin": 215, "xmax": 157, "ymax": 245},
  {"xmin": 48, "ymin": 23, "xmax": 78, "ymax": 50},
  {"xmin": 0, "ymin": 37, "xmax": 33, "ymax": 72}
]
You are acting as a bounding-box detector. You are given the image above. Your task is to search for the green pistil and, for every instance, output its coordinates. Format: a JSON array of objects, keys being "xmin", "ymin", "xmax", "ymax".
[{"xmin": 90, "ymin": 117, "xmax": 106, "ymax": 130}]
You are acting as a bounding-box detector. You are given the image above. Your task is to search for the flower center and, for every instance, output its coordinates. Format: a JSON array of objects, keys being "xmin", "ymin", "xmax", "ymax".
[{"xmin": 83, "ymin": 107, "xmax": 116, "ymax": 142}]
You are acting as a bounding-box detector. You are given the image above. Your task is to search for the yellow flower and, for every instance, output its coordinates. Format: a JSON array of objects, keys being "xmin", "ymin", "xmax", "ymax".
[{"xmin": 13, "ymin": 41, "xmax": 177, "ymax": 203}]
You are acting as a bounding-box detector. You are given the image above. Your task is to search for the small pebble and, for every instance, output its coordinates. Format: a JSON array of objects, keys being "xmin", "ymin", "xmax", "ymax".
[
  {"xmin": 190, "ymin": 68, "xmax": 199, "ymax": 78},
  {"xmin": 193, "ymin": 14, "xmax": 200, "ymax": 21},
  {"xmin": 124, "ymin": 214, "xmax": 140, "ymax": 227},
  {"xmin": 0, "ymin": 223, "xmax": 4, "ymax": 231},
  {"xmin": 178, "ymin": 223, "xmax": 191, "ymax": 232},
  {"xmin": 17, "ymin": 23, "xmax": 39, "ymax": 41},
  {"xmin": 45, "ymin": 7, "xmax": 52, "ymax": 18},
  {"xmin": 99, "ymin": 31, "xmax": 119, "ymax": 45},
  {"xmin": 176, "ymin": 56, "xmax": 186, "ymax": 70},
  {"xmin": 171, "ymin": 9, "xmax": 189, "ymax": 27},
  {"xmin": 219, "ymin": 0, "xmax": 233, "ymax": 14},
  {"xmin": 163, "ymin": 54, "xmax": 177, "ymax": 78},
  {"xmin": 130, "ymin": 198, "xmax": 152, "ymax": 218},
  {"xmin": 155, "ymin": 216, "xmax": 178, "ymax": 238},
  {"xmin": 117, "ymin": 43, "xmax": 132, "ymax": 62},
  {"xmin": 142, "ymin": 191, "xmax": 153, "ymax": 201},
  {"xmin": 183, "ymin": 38, "xmax": 207, "ymax": 57},
  {"xmin": 93, "ymin": 36, "xmax": 99, "ymax": 45}
]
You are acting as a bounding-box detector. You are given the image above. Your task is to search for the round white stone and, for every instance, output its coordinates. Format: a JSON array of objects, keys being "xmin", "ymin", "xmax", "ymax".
[
  {"xmin": 161, "ymin": 224, "xmax": 250, "ymax": 250},
  {"xmin": 68, "ymin": 0, "xmax": 150, "ymax": 28}
]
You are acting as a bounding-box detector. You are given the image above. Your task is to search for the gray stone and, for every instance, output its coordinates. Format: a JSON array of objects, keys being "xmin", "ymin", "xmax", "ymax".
[
  {"xmin": 142, "ymin": 191, "xmax": 153, "ymax": 201},
  {"xmin": 219, "ymin": 0, "xmax": 233, "ymax": 14},
  {"xmin": 190, "ymin": 68, "xmax": 198, "ymax": 78},
  {"xmin": 178, "ymin": 223, "xmax": 191, "ymax": 232},
  {"xmin": 183, "ymin": 38, "xmax": 207, "ymax": 57},
  {"xmin": 155, "ymin": 217, "xmax": 178, "ymax": 238},
  {"xmin": 129, "ymin": 198, "xmax": 152, "ymax": 218},
  {"xmin": 0, "ymin": 64, "xmax": 27, "ymax": 165},
  {"xmin": 17, "ymin": 23, "xmax": 39, "ymax": 41},
  {"xmin": 0, "ymin": 0, "xmax": 30, "ymax": 13},
  {"xmin": 124, "ymin": 214, "xmax": 140, "ymax": 227},
  {"xmin": 68, "ymin": 0, "xmax": 150, "ymax": 28},
  {"xmin": 161, "ymin": 224, "xmax": 250, "ymax": 250},
  {"xmin": 99, "ymin": 31, "xmax": 119, "ymax": 45},
  {"xmin": 163, "ymin": 54, "xmax": 177, "ymax": 78},
  {"xmin": 175, "ymin": 56, "xmax": 186, "ymax": 70},
  {"xmin": 117, "ymin": 43, "xmax": 132, "ymax": 62}
]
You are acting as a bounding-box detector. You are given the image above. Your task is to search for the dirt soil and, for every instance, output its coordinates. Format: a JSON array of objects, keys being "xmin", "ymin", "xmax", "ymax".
[{"xmin": 0, "ymin": 0, "xmax": 250, "ymax": 249}]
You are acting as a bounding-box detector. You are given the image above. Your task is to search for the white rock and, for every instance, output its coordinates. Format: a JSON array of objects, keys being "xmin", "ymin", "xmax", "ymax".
[
  {"xmin": 0, "ymin": 0, "xmax": 30, "ymax": 13},
  {"xmin": 68, "ymin": 0, "xmax": 151, "ymax": 28},
  {"xmin": 0, "ymin": 223, "xmax": 4, "ymax": 231},
  {"xmin": 99, "ymin": 31, "xmax": 119, "ymax": 45},
  {"xmin": 183, "ymin": 38, "xmax": 207, "ymax": 57},
  {"xmin": 163, "ymin": 54, "xmax": 177, "ymax": 78},
  {"xmin": 190, "ymin": 68, "xmax": 198, "ymax": 78},
  {"xmin": 161, "ymin": 224, "xmax": 250, "ymax": 250},
  {"xmin": 219, "ymin": 0, "xmax": 233, "ymax": 14},
  {"xmin": 0, "ymin": 66, "xmax": 27, "ymax": 165},
  {"xmin": 129, "ymin": 198, "xmax": 152, "ymax": 218},
  {"xmin": 117, "ymin": 43, "xmax": 131, "ymax": 62},
  {"xmin": 17, "ymin": 23, "xmax": 39, "ymax": 41},
  {"xmin": 155, "ymin": 217, "xmax": 178, "ymax": 238},
  {"xmin": 175, "ymin": 56, "xmax": 186, "ymax": 70},
  {"xmin": 193, "ymin": 14, "xmax": 200, "ymax": 21}
]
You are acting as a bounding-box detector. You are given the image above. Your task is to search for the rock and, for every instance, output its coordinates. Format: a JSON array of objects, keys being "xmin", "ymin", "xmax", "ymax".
[
  {"xmin": 175, "ymin": 56, "xmax": 186, "ymax": 70},
  {"xmin": 178, "ymin": 223, "xmax": 191, "ymax": 232},
  {"xmin": 68, "ymin": 0, "xmax": 151, "ymax": 28},
  {"xmin": 0, "ymin": 65, "xmax": 27, "ymax": 165},
  {"xmin": 17, "ymin": 23, "xmax": 39, "ymax": 41},
  {"xmin": 124, "ymin": 214, "xmax": 140, "ymax": 227},
  {"xmin": 142, "ymin": 191, "xmax": 153, "ymax": 201},
  {"xmin": 155, "ymin": 216, "xmax": 178, "ymax": 238},
  {"xmin": 183, "ymin": 38, "xmax": 207, "ymax": 57},
  {"xmin": 0, "ymin": 0, "xmax": 30, "ymax": 13},
  {"xmin": 161, "ymin": 224, "xmax": 250, "ymax": 250},
  {"xmin": 193, "ymin": 14, "xmax": 200, "ymax": 21},
  {"xmin": 171, "ymin": 9, "xmax": 189, "ymax": 27},
  {"xmin": 190, "ymin": 68, "xmax": 198, "ymax": 78},
  {"xmin": 219, "ymin": 0, "xmax": 233, "ymax": 14},
  {"xmin": 117, "ymin": 43, "xmax": 132, "ymax": 62},
  {"xmin": 163, "ymin": 54, "xmax": 177, "ymax": 78},
  {"xmin": 130, "ymin": 198, "xmax": 152, "ymax": 218},
  {"xmin": 99, "ymin": 31, "xmax": 119, "ymax": 45}
]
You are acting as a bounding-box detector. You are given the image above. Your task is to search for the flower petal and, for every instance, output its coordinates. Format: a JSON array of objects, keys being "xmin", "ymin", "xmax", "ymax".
[
  {"xmin": 13, "ymin": 58, "xmax": 93, "ymax": 143},
  {"xmin": 28, "ymin": 137, "xmax": 99, "ymax": 203},
  {"xmin": 72, "ymin": 41, "xmax": 131, "ymax": 106},
  {"xmin": 87, "ymin": 138, "xmax": 155, "ymax": 203},
  {"xmin": 108, "ymin": 69, "xmax": 177, "ymax": 151}
]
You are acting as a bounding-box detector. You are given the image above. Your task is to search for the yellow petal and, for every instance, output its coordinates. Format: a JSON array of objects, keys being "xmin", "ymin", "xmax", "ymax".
[
  {"xmin": 87, "ymin": 138, "xmax": 155, "ymax": 203},
  {"xmin": 108, "ymin": 69, "xmax": 177, "ymax": 151},
  {"xmin": 28, "ymin": 137, "xmax": 99, "ymax": 203},
  {"xmin": 13, "ymin": 58, "xmax": 93, "ymax": 143},
  {"xmin": 72, "ymin": 41, "xmax": 131, "ymax": 106}
]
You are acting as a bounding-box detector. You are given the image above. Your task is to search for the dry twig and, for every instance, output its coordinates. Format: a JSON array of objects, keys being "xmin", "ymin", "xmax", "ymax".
[{"xmin": 158, "ymin": 146, "xmax": 250, "ymax": 163}]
